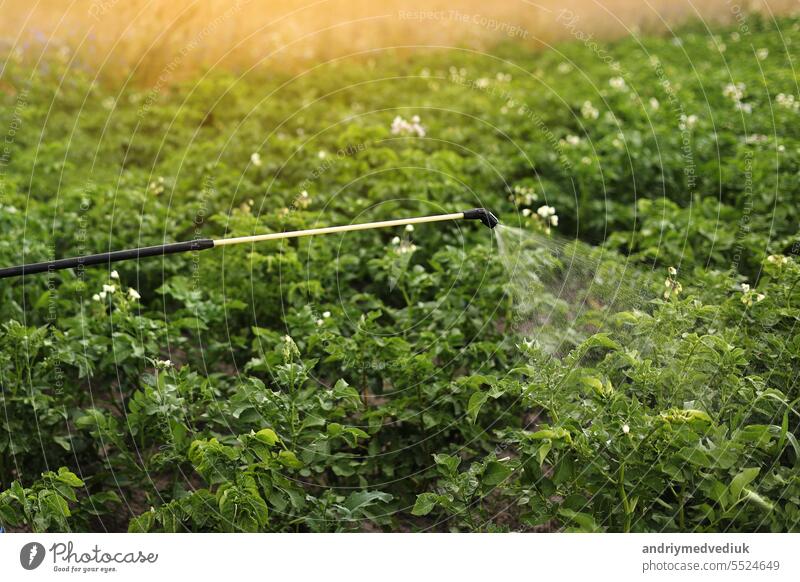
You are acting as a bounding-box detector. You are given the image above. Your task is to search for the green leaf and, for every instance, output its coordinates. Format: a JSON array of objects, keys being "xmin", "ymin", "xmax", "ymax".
[
  {"xmin": 433, "ymin": 454, "xmax": 461, "ymax": 475},
  {"xmin": 736, "ymin": 425, "xmax": 772, "ymax": 447},
  {"xmin": 742, "ymin": 489, "xmax": 773, "ymax": 511},
  {"xmin": 346, "ymin": 427, "xmax": 369, "ymax": 439},
  {"xmin": 10, "ymin": 481, "xmax": 26, "ymax": 503},
  {"xmin": 39, "ymin": 491, "xmax": 70, "ymax": 524},
  {"xmin": 553, "ymin": 456, "xmax": 575, "ymax": 485},
  {"xmin": 558, "ymin": 508, "xmax": 602, "ymax": 532},
  {"xmin": 482, "ymin": 461, "xmax": 512, "ymax": 487},
  {"xmin": 580, "ymin": 376, "xmax": 604, "ymax": 391},
  {"xmin": 467, "ymin": 391, "xmax": 489, "ymax": 424},
  {"xmin": 537, "ymin": 442, "xmax": 552, "ymax": 467},
  {"xmin": 56, "ymin": 468, "xmax": 84, "ymax": 488},
  {"xmin": 529, "ymin": 427, "xmax": 571, "ymax": 442},
  {"xmin": 74, "ymin": 409, "xmax": 105, "ymax": 430},
  {"xmin": 53, "ymin": 436, "xmax": 72, "ymax": 452},
  {"xmin": 708, "ymin": 442, "xmax": 737, "ymax": 470},
  {"xmin": 661, "ymin": 409, "xmax": 713, "ymax": 425},
  {"xmin": 730, "ymin": 467, "xmax": 759, "ymax": 500},
  {"xmin": 128, "ymin": 511, "xmax": 155, "ymax": 533},
  {"xmin": 343, "ymin": 491, "xmax": 393, "ymax": 513},
  {"xmin": 34, "ymin": 290, "xmax": 52, "ymax": 310},
  {"xmin": 411, "ymin": 493, "xmax": 438, "ymax": 516},
  {"xmin": 278, "ymin": 450, "xmax": 303, "ymax": 469},
  {"xmin": 333, "ymin": 378, "xmax": 362, "ymax": 409},
  {"xmin": 342, "ymin": 427, "xmax": 370, "ymax": 447},
  {"xmin": 677, "ymin": 446, "xmax": 712, "ymax": 467},
  {"xmin": 778, "ymin": 410, "xmax": 789, "ymax": 459},
  {"xmin": 570, "ymin": 334, "xmax": 621, "ymax": 363},
  {"xmin": 0, "ymin": 502, "xmax": 22, "ymax": 527},
  {"xmin": 254, "ymin": 428, "xmax": 279, "ymax": 447}
]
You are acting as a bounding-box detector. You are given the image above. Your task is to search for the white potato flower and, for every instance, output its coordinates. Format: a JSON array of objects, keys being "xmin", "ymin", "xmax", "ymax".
[
  {"xmin": 581, "ymin": 100, "xmax": 599, "ymax": 120},
  {"xmin": 296, "ymin": 190, "xmax": 311, "ymax": 209},
  {"xmin": 679, "ymin": 114, "xmax": 698, "ymax": 130},
  {"xmin": 537, "ymin": 205, "xmax": 555, "ymax": 218},
  {"xmin": 391, "ymin": 115, "xmax": 426, "ymax": 137},
  {"xmin": 740, "ymin": 281, "xmax": 765, "ymax": 306},
  {"xmin": 723, "ymin": 82, "xmax": 745, "ymax": 102},
  {"xmin": 775, "ymin": 93, "xmax": 799, "ymax": 111},
  {"xmin": 609, "ymin": 76, "xmax": 627, "ymax": 91},
  {"xmin": 396, "ymin": 241, "xmax": 417, "ymax": 255},
  {"xmin": 664, "ymin": 268, "xmax": 682, "ymax": 299},
  {"xmin": 767, "ymin": 254, "xmax": 788, "ymax": 265}
]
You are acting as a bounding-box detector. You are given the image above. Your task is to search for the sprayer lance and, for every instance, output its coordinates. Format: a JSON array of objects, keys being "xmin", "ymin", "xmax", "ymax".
[{"xmin": 0, "ymin": 208, "xmax": 498, "ymax": 279}]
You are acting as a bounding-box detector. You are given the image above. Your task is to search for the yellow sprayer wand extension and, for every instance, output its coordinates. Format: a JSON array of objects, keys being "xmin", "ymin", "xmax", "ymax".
[{"xmin": 0, "ymin": 208, "xmax": 498, "ymax": 279}]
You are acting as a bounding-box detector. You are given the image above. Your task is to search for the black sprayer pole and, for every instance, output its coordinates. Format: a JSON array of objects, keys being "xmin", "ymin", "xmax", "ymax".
[
  {"xmin": 0, "ymin": 208, "xmax": 498, "ymax": 280},
  {"xmin": 0, "ymin": 240, "xmax": 216, "ymax": 279}
]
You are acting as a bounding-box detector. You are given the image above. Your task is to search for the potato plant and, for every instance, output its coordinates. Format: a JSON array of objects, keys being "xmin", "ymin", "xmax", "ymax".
[{"xmin": 0, "ymin": 14, "xmax": 798, "ymax": 532}]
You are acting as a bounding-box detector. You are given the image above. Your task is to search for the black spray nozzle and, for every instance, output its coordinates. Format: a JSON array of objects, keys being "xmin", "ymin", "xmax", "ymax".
[{"xmin": 462, "ymin": 208, "xmax": 499, "ymax": 229}]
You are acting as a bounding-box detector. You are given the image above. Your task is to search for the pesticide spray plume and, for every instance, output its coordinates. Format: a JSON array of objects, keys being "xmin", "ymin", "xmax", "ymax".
[
  {"xmin": 0, "ymin": 208, "xmax": 498, "ymax": 279},
  {"xmin": 494, "ymin": 224, "xmax": 654, "ymax": 357}
]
